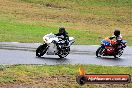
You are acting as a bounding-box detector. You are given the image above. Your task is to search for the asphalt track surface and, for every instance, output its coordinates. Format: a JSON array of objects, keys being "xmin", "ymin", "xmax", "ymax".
[{"xmin": 0, "ymin": 43, "xmax": 132, "ymax": 66}]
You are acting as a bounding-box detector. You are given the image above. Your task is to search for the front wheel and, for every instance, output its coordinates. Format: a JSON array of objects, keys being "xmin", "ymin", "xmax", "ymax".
[
  {"xmin": 96, "ymin": 47, "xmax": 105, "ymax": 57},
  {"xmin": 36, "ymin": 44, "xmax": 48, "ymax": 57}
]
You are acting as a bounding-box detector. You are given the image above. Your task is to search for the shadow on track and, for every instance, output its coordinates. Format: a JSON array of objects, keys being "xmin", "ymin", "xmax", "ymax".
[
  {"xmin": 96, "ymin": 56, "xmax": 123, "ymax": 61},
  {"xmin": 37, "ymin": 56, "xmax": 63, "ymax": 60},
  {"xmin": 36, "ymin": 56, "xmax": 70, "ymax": 65}
]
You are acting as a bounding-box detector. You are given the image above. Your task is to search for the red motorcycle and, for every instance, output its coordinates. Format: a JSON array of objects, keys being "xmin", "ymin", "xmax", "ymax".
[{"xmin": 96, "ymin": 38, "xmax": 127, "ymax": 58}]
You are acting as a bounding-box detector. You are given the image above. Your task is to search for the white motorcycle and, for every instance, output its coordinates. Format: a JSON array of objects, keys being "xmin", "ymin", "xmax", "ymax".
[{"xmin": 36, "ymin": 33, "xmax": 75, "ymax": 58}]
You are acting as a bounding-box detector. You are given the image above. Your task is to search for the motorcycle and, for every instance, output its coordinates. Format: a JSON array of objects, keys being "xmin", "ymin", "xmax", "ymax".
[
  {"xmin": 36, "ymin": 33, "xmax": 75, "ymax": 58},
  {"xmin": 96, "ymin": 38, "xmax": 127, "ymax": 58}
]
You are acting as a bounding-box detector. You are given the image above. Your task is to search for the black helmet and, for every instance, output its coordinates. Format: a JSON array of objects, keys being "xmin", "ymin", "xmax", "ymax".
[
  {"xmin": 59, "ymin": 27, "xmax": 65, "ymax": 34},
  {"xmin": 114, "ymin": 29, "xmax": 120, "ymax": 36}
]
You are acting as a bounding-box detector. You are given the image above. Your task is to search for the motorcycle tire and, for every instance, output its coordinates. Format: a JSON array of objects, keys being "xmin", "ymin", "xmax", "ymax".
[
  {"xmin": 114, "ymin": 55, "xmax": 118, "ymax": 58},
  {"xmin": 58, "ymin": 47, "xmax": 70, "ymax": 58},
  {"xmin": 36, "ymin": 44, "xmax": 48, "ymax": 57},
  {"xmin": 114, "ymin": 49, "xmax": 123, "ymax": 58},
  {"xmin": 96, "ymin": 47, "xmax": 104, "ymax": 57}
]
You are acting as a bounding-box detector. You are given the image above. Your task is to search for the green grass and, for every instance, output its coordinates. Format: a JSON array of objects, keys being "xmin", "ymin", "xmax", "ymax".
[
  {"xmin": 0, "ymin": 0, "xmax": 131, "ymax": 45},
  {"xmin": 20, "ymin": 0, "xmax": 132, "ymax": 7},
  {"xmin": 0, "ymin": 65, "xmax": 132, "ymax": 87},
  {"xmin": 0, "ymin": 19, "xmax": 100, "ymax": 44}
]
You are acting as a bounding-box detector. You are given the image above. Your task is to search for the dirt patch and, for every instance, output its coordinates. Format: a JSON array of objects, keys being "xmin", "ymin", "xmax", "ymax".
[{"xmin": 0, "ymin": 75, "xmax": 130, "ymax": 88}]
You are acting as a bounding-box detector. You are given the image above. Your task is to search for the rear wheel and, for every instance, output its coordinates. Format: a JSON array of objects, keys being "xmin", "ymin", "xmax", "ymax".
[
  {"xmin": 58, "ymin": 47, "xmax": 70, "ymax": 58},
  {"xmin": 96, "ymin": 47, "xmax": 105, "ymax": 57},
  {"xmin": 114, "ymin": 49, "xmax": 124, "ymax": 58},
  {"xmin": 36, "ymin": 44, "xmax": 48, "ymax": 57}
]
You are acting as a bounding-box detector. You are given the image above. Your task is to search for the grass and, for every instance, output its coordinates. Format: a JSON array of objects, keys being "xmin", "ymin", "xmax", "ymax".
[
  {"xmin": 0, "ymin": 19, "xmax": 100, "ymax": 44},
  {"xmin": 0, "ymin": 64, "xmax": 132, "ymax": 88},
  {"xmin": 20, "ymin": 0, "xmax": 132, "ymax": 7},
  {"xmin": 0, "ymin": 0, "xmax": 132, "ymax": 45}
]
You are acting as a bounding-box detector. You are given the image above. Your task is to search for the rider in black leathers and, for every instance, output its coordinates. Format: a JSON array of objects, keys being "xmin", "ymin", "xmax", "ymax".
[
  {"xmin": 54, "ymin": 27, "xmax": 69, "ymax": 50},
  {"xmin": 55, "ymin": 27, "xmax": 69, "ymax": 42}
]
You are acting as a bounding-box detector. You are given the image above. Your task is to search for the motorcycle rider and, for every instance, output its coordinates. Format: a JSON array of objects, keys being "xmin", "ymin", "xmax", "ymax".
[
  {"xmin": 55, "ymin": 27, "xmax": 69, "ymax": 41},
  {"xmin": 109, "ymin": 29, "xmax": 123, "ymax": 52},
  {"xmin": 54, "ymin": 27, "xmax": 69, "ymax": 50},
  {"xmin": 109, "ymin": 29, "xmax": 122, "ymax": 43}
]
